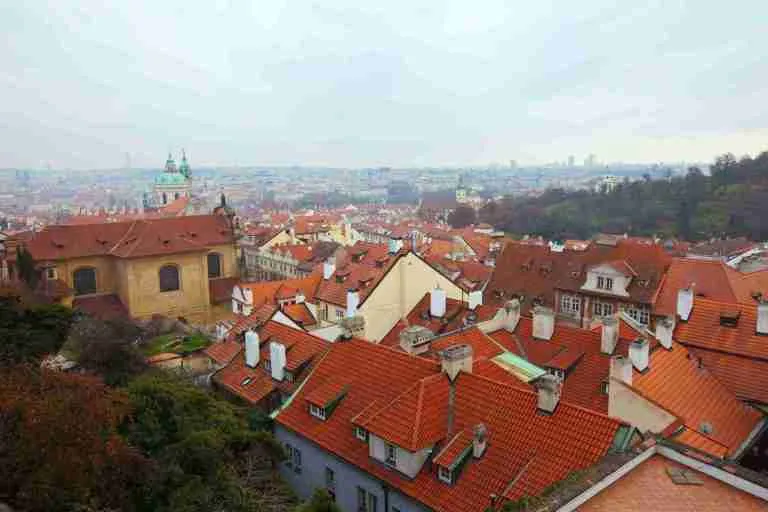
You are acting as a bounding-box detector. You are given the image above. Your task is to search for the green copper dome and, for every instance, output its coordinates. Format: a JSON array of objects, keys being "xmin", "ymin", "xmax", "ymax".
[{"xmin": 155, "ymin": 173, "xmax": 188, "ymax": 186}]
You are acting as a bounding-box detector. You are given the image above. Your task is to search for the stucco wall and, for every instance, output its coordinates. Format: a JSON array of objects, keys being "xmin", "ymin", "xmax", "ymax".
[
  {"xmin": 276, "ymin": 425, "xmax": 430, "ymax": 512},
  {"xmin": 361, "ymin": 253, "xmax": 466, "ymax": 341},
  {"xmin": 608, "ymin": 379, "xmax": 677, "ymax": 434},
  {"xmin": 369, "ymin": 434, "xmax": 432, "ymax": 479},
  {"xmin": 55, "ymin": 255, "xmax": 118, "ymax": 296}
]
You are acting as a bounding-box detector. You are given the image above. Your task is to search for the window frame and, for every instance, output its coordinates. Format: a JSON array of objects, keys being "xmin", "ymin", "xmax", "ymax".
[
  {"xmin": 593, "ymin": 300, "xmax": 614, "ymax": 318},
  {"xmin": 325, "ymin": 467, "xmax": 335, "ymax": 490},
  {"xmin": 73, "ymin": 267, "xmax": 98, "ymax": 296},
  {"xmin": 46, "ymin": 267, "xmax": 57, "ymax": 280},
  {"xmin": 309, "ymin": 403, "xmax": 327, "ymax": 420},
  {"xmin": 559, "ymin": 293, "xmax": 581, "ymax": 315},
  {"xmin": 438, "ymin": 465, "xmax": 453, "ymax": 484},
  {"xmin": 293, "ymin": 447, "xmax": 302, "ymax": 474},
  {"xmin": 355, "ymin": 427, "xmax": 368, "ymax": 441},
  {"xmin": 384, "ymin": 443, "xmax": 397, "ymax": 467},
  {"xmin": 158, "ymin": 264, "xmax": 181, "ymax": 292},
  {"xmin": 207, "ymin": 252, "xmax": 223, "ymax": 278}
]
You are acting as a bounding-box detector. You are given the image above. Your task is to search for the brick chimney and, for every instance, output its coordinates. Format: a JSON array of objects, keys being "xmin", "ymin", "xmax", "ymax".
[
  {"xmin": 468, "ymin": 289, "xmax": 483, "ymax": 310},
  {"xmin": 245, "ymin": 330, "xmax": 259, "ymax": 368},
  {"xmin": 431, "ymin": 285, "xmax": 447, "ymax": 318},
  {"xmin": 323, "ymin": 258, "xmax": 336, "ymax": 280},
  {"xmin": 472, "ymin": 423, "xmax": 488, "ymax": 458},
  {"xmin": 757, "ymin": 302, "xmax": 768, "ymax": 335},
  {"xmin": 629, "ymin": 338, "xmax": 649, "ymax": 372},
  {"xmin": 600, "ymin": 317, "xmax": 619, "ymax": 355},
  {"xmin": 440, "ymin": 344, "xmax": 473, "ymax": 381},
  {"xmin": 677, "ymin": 287, "xmax": 694, "ymax": 321},
  {"xmin": 535, "ymin": 374, "xmax": 561, "ymax": 414},
  {"xmin": 610, "ymin": 355, "xmax": 632, "ymax": 385},
  {"xmin": 532, "ymin": 305, "xmax": 555, "ymax": 340},
  {"xmin": 655, "ymin": 316, "xmax": 674, "ymax": 349}
]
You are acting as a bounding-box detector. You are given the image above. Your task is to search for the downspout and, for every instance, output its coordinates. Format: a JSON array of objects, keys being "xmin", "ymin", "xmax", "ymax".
[{"xmin": 382, "ymin": 483, "xmax": 390, "ymax": 512}]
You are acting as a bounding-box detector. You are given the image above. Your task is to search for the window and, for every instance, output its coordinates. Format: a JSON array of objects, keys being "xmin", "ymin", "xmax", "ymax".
[
  {"xmin": 596, "ymin": 276, "xmax": 613, "ymax": 291},
  {"xmin": 601, "ymin": 381, "xmax": 609, "ymax": 395},
  {"xmin": 325, "ymin": 467, "xmax": 335, "ymax": 490},
  {"xmin": 357, "ymin": 488, "xmax": 377, "ymax": 512},
  {"xmin": 310, "ymin": 404, "xmax": 326, "ymax": 420},
  {"xmin": 159, "ymin": 265, "xmax": 180, "ymax": 292},
  {"xmin": 559, "ymin": 294, "xmax": 581, "ymax": 315},
  {"xmin": 385, "ymin": 443, "xmax": 397, "ymax": 466},
  {"xmin": 355, "ymin": 427, "xmax": 368, "ymax": 441},
  {"xmin": 73, "ymin": 267, "xmax": 97, "ymax": 295},
  {"xmin": 438, "ymin": 466, "xmax": 453, "ymax": 484},
  {"xmin": 548, "ymin": 368, "xmax": 565, "ymax": 380},
  {"xmin": 593, "ymin": 300, "xmax": 614, "ymax": 317},
  {"xmin": 46, "ymin": 267, "xmax": 57, "ymax": 280},
  {"xmin": 207, "ymin": 252, "xmax": 222, "ymax": 278},
  {"xmin": 624, "ymin": 305, "xmax": 650, "ymax": 325},
  {"xmin": 162, "ymin": 192, "xmax": 167, "ymax": 204},
  {"xmin": 264, "ymin": 359, "xmax": 271, "ymax": 372},
  {"xmin": 336, "ymin": 309, "xmax": 344, "ymax": 321},
  {"xmin": 293, "ymin": 447, "xmax": 302, "ymax": 474},
  {"xmin": 285, "ymin": 443, "xmax": 293, "ymax": 468},
  {"xmin": 285, "ymin": 371, "xmax": 294, "ymax": 383}
]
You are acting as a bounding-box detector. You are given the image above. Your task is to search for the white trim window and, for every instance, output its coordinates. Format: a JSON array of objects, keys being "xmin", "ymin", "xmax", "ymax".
[
  {"xmin": 624, "ymin": 304, "xmax": 650, "ymax": 325},
  {"xmin": 310, "ymin": 404, "xmax": 327, "ymax": 420},
  {"xmin": 438, "ymin": 465, "xmax": 453, "ymax": 484},
  {"xmin": 355, "ymin": 427, "xmax": 368, "ymax": 441},
  {"xmin": 594, "ymin": 300, "xmax": 614, "ymax": 317},
  {"xmin": 559, "ymin": 294, "xmax": 581, "ymax": 316},
  {"xmin": 596, "ymin": 276, "xmax": 614, "ymax": 291},
  {"xmin": 385, "ymin": 443, "xmax": 397, "ymax": 466}
]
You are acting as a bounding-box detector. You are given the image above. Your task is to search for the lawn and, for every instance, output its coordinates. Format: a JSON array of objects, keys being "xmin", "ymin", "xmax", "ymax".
[{"xmin": 142, "ymin": 333, "xmax": 211, "ymax": 356}]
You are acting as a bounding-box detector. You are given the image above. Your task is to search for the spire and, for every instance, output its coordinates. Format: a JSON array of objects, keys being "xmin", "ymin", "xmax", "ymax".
[
  {"xmin": 165, "ymin": 152, "xmax": 177, "ymax": 173},
  {"xmin": 179, "ymin": 148, "xmax": 190, "ymax": 178}
]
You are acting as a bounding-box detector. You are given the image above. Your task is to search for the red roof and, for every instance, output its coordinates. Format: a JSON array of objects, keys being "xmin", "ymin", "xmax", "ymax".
[
  {"xmin": 209, "ymin": 276, "xmax": 238, "ymax": 304},
  {"xmin": 72, "ymin": 294, "xmax": 129, "ymax": 321},
  {"xmin": 315, "ymin": 250, "xmax": 399, "ymax": 307},
  {"xmin": 17, "ymin": 215, "xmax": 233, "ymax": 261},
  {"xmin": 204, "ymin": 340, "xmax": 241, "ymax": 365},
  {"xmin": 432, "ymin": 429, "xmax": 471, "ymax": 468},
  {"xmin": 227, "ymin": 304, "xmax": 278, "ymax": 340},
  {"xmin": 275, "ymin": 340, "xmax": 623, "ymax": 512},
  {"xmin": 236, "ymin": 275, "xmax": 322, "ymax": 308},
  {"xmin": 652, "ymin": 258, "xmax": 743, "ymax": 316},
  {"xmin": 281, "ymin": 303, "xmax": 317, "ymax": 328}
]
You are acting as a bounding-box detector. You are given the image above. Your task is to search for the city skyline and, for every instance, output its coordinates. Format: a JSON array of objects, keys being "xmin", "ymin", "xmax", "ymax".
[{"xmin": 2, "ymin": 1, "xmax": 768, "ymax": 169}]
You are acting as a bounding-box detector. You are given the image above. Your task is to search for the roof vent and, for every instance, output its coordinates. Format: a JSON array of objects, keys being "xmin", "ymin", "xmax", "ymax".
[
  {"xmin": 699, "ymin": 421, "xmax": 714, "ymax": 435},
  {"xmin": 718, "ymin": 310, "xmax": 740, "ymax": 327}
]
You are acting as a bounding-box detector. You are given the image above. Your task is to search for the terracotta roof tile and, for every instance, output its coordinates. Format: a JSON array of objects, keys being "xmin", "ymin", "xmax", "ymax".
[
  {"xmin": 72, "ymin": 294, "xmax": 129, "ymax": 321},
  {"xmin": 652, "ymin": 258, "xmax": 742, "ymax": 316}
]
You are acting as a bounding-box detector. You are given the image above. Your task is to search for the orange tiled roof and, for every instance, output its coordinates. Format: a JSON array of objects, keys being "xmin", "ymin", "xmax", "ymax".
[
  {"xmin": 275, "ymin": 339, "xmax": 623, "ymax": 512},
  {"xmin": 281, "ymin": 302, "xmax": 317, "ymax": 328},
  {"xmin": 652, "ymin": 258, "xmax": 742, "ymax": 316},
  {"xmin": 204, "ymin": 340, "xmax": 241, "ymax": 365},
  {"xmin": 236, "ymin": 274, "xmax": 322, "ymax": 308},
  {"xmin": 687, "ymin": 348, "xmax": 768, "ymax": 404},
  {"xmin": 432, "ymin": 429, "xmax": 472, "ymax": 467},
  {"xmin": 314, "ymin": 250, "xmax": 399, "ymax": 307},
  {"xmin": 227, "ymin": 304, "xmax": 278, "ymax": 340}
]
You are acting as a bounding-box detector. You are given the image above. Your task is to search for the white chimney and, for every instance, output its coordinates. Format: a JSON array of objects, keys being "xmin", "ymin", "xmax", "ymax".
[
  {"xmin": 600, "ymin": 317, "xmax": 619, "ymax": 355},
  {"xmin": 440, "ymin": 344, "xmax": 473, "ymax": 381},
  {"xmin": 245, "ymin": 330, "xmax": 259, "ymax": 368},
  {"xmin": 430, "ymin": 285, "xmax": 447, "ymax": 318},
  {"xmin": 757, "ymin": 302, "xmax": 768, "ymax": 335},
  {"xmin": 244, "ymin": 288, "xmax": 254, "ymax": 306},
  {"xmin": 472, "ymin": 423, "xmax": 488, "ymax": 458},
  {"xmin": 270, "ymin": 341, "xmax": 286, "ymax": 381},
  {"xmin": 323, "ymin": 259, "xmax": 336, "ymax": 280},
  {"xmin": 535, "ymin": 374, "xmax": 561, "ymax": 414},
  {"xmin": 677, "ymin": 287, "xmax": 694, "ymax": 321},
  {"xmin": 629, "ymin": 338, "xmax": 650, "ymax": 372},
  {"xmin": 532, "ymin": 305, "xmax": 555, "ymax": 340},
  {"xmin": 610, "ymin": 355, "xmax": 632, "ymax": 385},
  {"xmin": 295, "ymin": 291, "xmax": 305, "ymax": 304},
  {"xmin": 388, "ymin": 237, "xmax": 404, "ymax": 254},
  {"xmin": 468, "ymin": 290, "xmax": 483, "ymax": 310},
  {"xmin": 346, "ymin": 288, "xmax": 360, "ymax": 318},
  {"xmin": 503, "ymin": 299, "xmax": 521, "ymax": 332},
  {"xmin": 655, "ymin": 316, "xmax": 675, "ymax": 349}
]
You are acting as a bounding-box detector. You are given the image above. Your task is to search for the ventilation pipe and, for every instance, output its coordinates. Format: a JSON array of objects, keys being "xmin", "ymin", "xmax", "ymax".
[{"xmin": 757, "ymin": 302, "xmax": 768, "ymax": 335}]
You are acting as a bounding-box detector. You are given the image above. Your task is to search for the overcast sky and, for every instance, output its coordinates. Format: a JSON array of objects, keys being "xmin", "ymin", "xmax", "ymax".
[{"xmin": 1, "ymin": 1, "xmax": 767, "ymax": 169}]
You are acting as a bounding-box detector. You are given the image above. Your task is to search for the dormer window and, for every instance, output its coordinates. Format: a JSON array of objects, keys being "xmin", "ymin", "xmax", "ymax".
[
  {"xmin": 385, "ymin": 443, "xmax": 397, "ymax": 466},
  {"xmin": 355, "ymin": 427, "xmax": 368, "ymax": 441},
  {"xmin": 46, "ymin": 267, "xmax": 57, "ymax": 280},
  {"xmin": 310, "ymin": 404, "xmax": 327, "ymax": 420},
  {"xmin": 285, "ymin": 371, "xmax": 294, "ymax": 383},
  {"xmin": 438, "ymin": 466, "xmax": 453, "ymax": 484},
  {"xmin": 597, "ymin": 276, "xmax": 613, "ymax": 291}
]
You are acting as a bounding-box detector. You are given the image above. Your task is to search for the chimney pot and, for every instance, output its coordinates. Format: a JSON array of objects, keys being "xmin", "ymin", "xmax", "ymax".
[
  {"xmin": 440, "ymin": 344, "xmax": 473, "ymax": 381},
  {"xmin": 677, "ymin": 287, "xmax": 694, "ymax": 321},
  {"xmin": 655, "ymin": 316, "xmax": 675, "ymax": 349},
  {"xmin": 757, "ymin": 302, "xmax": 768, "ymax": 335},
  {"xmin": 600, "ymin": 317, "xmax": 619, "ymax": 354},
  {"xmin": 532, "ymin": 305, "xmax": 555, "ymax": 340},
  {"xmin": 431, "ymin": 285, "xmax": 447, "ymax": 318},
  {"xmin": 629, "ymin": 337, "xmax": 650, "ymax": 372},
  {"xmin": 535, "ymin": 374, "xmax": 561, "ymax": 414},
  {"xmin": 245, "ymin": 330, "xmax": 259, "ymax": 368}
]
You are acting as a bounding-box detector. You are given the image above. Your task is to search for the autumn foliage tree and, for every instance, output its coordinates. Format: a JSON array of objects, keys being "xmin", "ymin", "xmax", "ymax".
[{"xmin": 0, "ymin": 366, "xmax": 147, "ymax": 512}]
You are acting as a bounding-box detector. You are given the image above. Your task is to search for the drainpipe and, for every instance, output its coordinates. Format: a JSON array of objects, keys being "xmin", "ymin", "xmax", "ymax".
[{"xmin": 382, "ymin": 483, "xmax": 390, "ymax": 512}]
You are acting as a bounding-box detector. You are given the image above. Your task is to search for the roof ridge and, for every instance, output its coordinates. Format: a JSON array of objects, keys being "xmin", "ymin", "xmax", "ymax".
[{"xmin": 410, "ymin": 378, "xmax": 427, "ymax": 448}]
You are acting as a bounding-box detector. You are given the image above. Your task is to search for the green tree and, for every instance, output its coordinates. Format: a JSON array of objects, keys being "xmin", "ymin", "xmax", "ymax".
[
  {"xmin": 15, "ymin": 246, "xmax": 38, "ymax": 289},
  {"xmin": 295, "ymin": 489, "xmax": 342, "ymax": 512},
  {"xmin": 0, "ymin": 299, "xmax": 73, "ymax": 366}
]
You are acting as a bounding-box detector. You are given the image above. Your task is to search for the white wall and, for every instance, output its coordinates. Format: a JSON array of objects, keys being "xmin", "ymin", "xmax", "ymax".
[{"xmin": 369, "ymin": 434, "xmax": 432, "ymax": 479}]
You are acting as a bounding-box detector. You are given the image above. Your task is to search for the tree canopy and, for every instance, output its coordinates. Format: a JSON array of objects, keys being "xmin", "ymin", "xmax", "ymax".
[{"xmin": 0, "ymin": 298, "xmax": 73, "ymax": 366}]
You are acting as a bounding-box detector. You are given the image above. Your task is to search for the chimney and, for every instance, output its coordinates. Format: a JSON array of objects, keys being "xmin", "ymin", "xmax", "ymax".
[
  {"xmin": 399, "ymin": 325, "xmax": 433, "ymax": 355},
  {"xmin": 244, "ymin": 288, "xmax": 254, "ymax": 306},
  {"xmin": 629, "ymin": 338, "xmax": 649, "ymax": 372},
  {"xmin": 677, "ymin": 287, "xmax": 694, "ymax": 321},
  {"xmin": 346, "ymin": 288, "xmax": 360, "ymax": 318},
  {"xmin": 323, "ymin": 259, "xmax": 336, "ymax": 280},
  {"xmin": 245, "ymin": 330, "xmax": 259, "ymax": 368},
  {"xmin": 610, "ymin": 355, "xmax": 632, "ymax": 385},
  {"xmin": 503, "ymin": 299, "xmax": 521, "ymax": 332},
  {"xmin": 757, "ymin": 302, "xmax": 768, "ymax": 335},
  {"xmin": 295, "ymin": 290, "xmax": 305, "ymax": 304},
  {"xmin": 430, "ymin": 285, "xmax": 447, "ymax": 318},
  {"xmin": 468, "ymin": 290, "xmax": 483, "ymax": 310},
  {"xmin": 655, "ymin": 316, "xmax": 674, "ymax": 349},
  {"xmin": 440, "ymin": 344, "xmax": 473, "ymax": 382},
  {"xmin": 269, "ymin": 341, "xmax": 286, "ymax": 381},
  {"xmin": 472, "ymin": 423, "xmax": 488, "ymax": 458},
  {"xmin": 388, "ymin": 237, "xmax": 404, "ymax": 255},
  {"xmin": 535, "ymin": 374, "xmax": 561, "ymax": 414},
  {"xmin": 532, "ymin": 305, "xmax": 555, "ymax": 340},
  {"xmin": 600, "ymin": 317, "xmax": 619, "ymax": 355}
]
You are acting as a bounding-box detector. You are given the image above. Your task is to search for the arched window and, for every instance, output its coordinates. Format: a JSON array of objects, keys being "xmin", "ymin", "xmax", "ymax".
[
  {"xmin": 174, "ymin": 192, "xmax": 180, "ymax": 200},
  {"xmin": 159, "ymin": 265, "xmax": 180, "ymax": 292},
  {"xmin": 207, "ymin": 252, "xmax": 222, "ymax": 278},
  {"xmin": 73, "ymin": 267, "xmax": 97, "ymax": 295}
]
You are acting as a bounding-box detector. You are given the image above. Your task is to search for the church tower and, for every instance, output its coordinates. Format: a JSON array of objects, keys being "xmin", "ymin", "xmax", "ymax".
[{"xmin": 154, "ymin": 151, "xmax": 192, "ymax": 205}]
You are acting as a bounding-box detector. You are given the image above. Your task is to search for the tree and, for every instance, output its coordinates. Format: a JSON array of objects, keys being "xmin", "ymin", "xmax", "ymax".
[
  {"xmin": 15, "ymin": 246, "xmax": 38, "ymax": 289},
  {"xmin": 295, "ymin": 489, "xmax": 342, "ymax": 512},
  {"xmin": 447, "ymin": 205, "xmax": 477, "ymax": 228},
  {"xmin": 0, "ymin": 299, "xmax": 73, "ymax": 366},
  {"xmin": 0, "ymin": 366, "xmax": 147, "ymax": 512}
]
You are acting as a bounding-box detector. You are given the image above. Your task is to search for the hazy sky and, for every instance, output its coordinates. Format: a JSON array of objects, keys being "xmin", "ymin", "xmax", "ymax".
[{"xmin": 2, "ymin": 1, "xmax": 767, "ymax": 169}]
